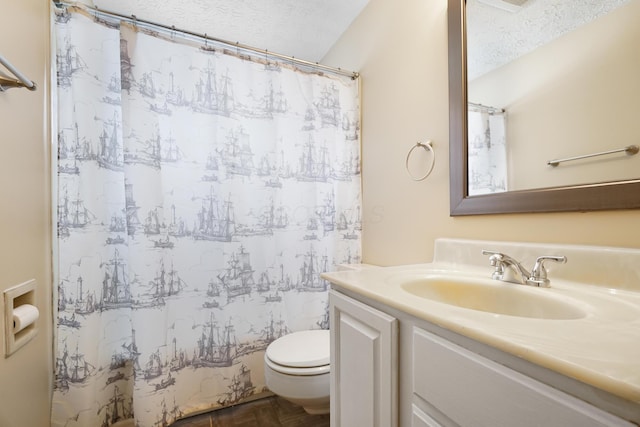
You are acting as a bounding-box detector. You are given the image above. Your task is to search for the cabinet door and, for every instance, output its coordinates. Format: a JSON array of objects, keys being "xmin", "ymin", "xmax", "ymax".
[{"xmin": 330, "ymin": 290, "xmax": 398, "ymax": 427}]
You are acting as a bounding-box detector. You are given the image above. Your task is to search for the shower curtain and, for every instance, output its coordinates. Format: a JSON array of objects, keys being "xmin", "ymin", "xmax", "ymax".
[
  {"xmin": 52, "ymin": 6, "xmax": 361, "ymax": 427},
  {"xmin": 467, "ymin": 106, "xmax": 507, "ymax": 195}
]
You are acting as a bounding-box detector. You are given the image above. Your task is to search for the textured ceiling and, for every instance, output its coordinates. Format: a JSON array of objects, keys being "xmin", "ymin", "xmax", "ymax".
[
  {"xmin": 87, "ymin": 0, "xmax": 371, "ymax": 62},
  {"xmin": 467, "ymin": 0, "xmax": 632, "ymax": 80}
]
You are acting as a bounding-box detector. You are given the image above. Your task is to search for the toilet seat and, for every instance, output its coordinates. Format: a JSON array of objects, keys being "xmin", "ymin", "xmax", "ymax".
[
  {"xmin": 265, "ymin": 356, "xmax": 330, "ymax": 376},
  {"xmin": 265, "ymin": 330, "xmax": 330, "ymax": 376}
]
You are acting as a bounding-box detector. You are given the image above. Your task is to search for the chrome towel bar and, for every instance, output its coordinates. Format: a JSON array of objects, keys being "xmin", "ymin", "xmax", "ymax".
[{"xmin": 547, "ymin": 145, "xmax": 638, "ymax": 167}]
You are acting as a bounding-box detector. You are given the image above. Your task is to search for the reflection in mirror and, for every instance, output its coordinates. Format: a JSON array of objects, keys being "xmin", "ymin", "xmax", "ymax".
[
  {"xmin": 448, "ymin": 0, "xmax": 640, "ymax": 215},
  {"xmin": 467, "ymin": 0, "xmax": 639, "ymax": 194}
]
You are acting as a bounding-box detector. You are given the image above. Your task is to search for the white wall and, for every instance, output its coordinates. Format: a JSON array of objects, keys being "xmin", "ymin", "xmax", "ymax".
[
  {"xmin": 323, "ymin": 0, "xmax": 640, "ymax": 266},
  {"xmin": 0, "ymin": 1, "xmax": 52, "ymax": 426}
]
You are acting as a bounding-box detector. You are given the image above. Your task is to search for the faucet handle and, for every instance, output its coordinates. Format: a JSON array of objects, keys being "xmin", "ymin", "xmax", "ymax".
[
  {"xmin": 528, "ymin": 255, "xmax": 567, "ymax": 287},
  {"xmin": 481, "ymin": 250, "xmax": 506, "ymax": 279},
  {"xmin": 481, "ymin": 250, "xmax": 503, "ymax": 265}
]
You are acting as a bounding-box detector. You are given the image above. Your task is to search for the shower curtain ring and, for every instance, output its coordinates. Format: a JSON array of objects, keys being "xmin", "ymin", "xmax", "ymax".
[{"xmin": 406, "ymin": 140, "xmax": 435, "ymax": 181}]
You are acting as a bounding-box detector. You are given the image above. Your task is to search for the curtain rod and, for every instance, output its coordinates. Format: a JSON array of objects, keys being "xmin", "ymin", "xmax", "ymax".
[
  {"xmin": 0, "ymin": 54, "xmax": 37, "ymax": 92},
  {"xmin": 53, "ymin": 1, "xmax": 359, "ymax": 80},
  {"xmin": 468, "ymin": 102, "xmax": 505, "ymax": 114}
]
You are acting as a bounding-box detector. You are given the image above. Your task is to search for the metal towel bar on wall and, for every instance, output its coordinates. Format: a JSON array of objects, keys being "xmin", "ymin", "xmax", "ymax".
[
  {"xmin": 547, "ymin": 145, "xmax": 639, "ymax": 167},
  {"xmin": 0, "ymin": 54, "xmax": 37, "ymax": 92}
]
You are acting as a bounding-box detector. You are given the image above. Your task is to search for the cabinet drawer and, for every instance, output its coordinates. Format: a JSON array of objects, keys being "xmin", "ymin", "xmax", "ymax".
[
  {"xmin": 412, "ymin": 327, "xmax": 633, "ymax": 427},
  {"xmin": 412, "ymin": 405, "xmax": 444, "ymax": 427}
]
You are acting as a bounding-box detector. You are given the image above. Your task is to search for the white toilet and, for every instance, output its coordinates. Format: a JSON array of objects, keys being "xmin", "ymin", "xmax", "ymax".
[{"xmin": 264, "ymin": 329, "xmax": 330, "ymax": 415}]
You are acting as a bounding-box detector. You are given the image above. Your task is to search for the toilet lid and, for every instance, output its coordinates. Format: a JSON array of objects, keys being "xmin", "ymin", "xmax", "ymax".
[{"xmin": 266, "ymin": 330, "xmax": 330, "ymax": 368}]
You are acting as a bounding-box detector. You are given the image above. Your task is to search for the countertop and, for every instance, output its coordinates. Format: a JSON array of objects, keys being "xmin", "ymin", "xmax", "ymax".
[{"xmin": 322, "ymin": 262, "xmax": 640, "ymax": 406}]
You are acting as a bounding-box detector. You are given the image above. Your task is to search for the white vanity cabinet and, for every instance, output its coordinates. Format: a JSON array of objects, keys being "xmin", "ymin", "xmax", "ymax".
[
  {"xmin": 329, "ymin": 289, "xmax": 636, "ymax": 427},
  {"xmin": 329, "ymin": 289, "xmax": 398, "ymax": 427}
]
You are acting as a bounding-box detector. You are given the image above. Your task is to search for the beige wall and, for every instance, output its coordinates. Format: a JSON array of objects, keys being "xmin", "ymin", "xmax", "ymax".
[
  {"xmin": 323, "ymin": 0, "xmax": 640, "ymax": 266},
  {"xmin": 469, "ymin": 0, "xmax": 640, "ymax": 190},
  {"xmin": 1, "ymin": 0, "xmax": 639, "ymax": 424},
  {"xmin": 0, "ymin": 0, "xmax": 52, "ymax": 426}
]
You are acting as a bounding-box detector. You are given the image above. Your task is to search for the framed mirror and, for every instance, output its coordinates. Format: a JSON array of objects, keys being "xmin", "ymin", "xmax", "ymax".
[{"xmin": 448, "ymin": 0, "xmax": 640, "ymax": 215}]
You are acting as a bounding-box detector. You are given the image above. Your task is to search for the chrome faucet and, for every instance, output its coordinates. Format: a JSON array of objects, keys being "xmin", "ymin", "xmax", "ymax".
[{"xmin": 481, "ymin": 250, "xmax": 567, "ymax": 287}]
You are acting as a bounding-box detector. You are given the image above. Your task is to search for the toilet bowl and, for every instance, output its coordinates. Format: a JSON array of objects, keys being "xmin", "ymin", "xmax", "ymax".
[{"xmin": 264, "ymin": 329, "xmax": 330, "ymax": 415}]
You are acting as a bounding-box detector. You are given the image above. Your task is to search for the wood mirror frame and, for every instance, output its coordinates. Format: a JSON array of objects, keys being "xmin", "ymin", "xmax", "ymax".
[{"xmin": 448, "ymin": 0, "xmax": 640, "ymax": 216}]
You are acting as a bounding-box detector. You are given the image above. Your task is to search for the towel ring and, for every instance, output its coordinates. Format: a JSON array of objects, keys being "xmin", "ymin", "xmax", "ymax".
[{"xmin": 406, "ymin": 140, "xmax": 435, "ymax": 181}]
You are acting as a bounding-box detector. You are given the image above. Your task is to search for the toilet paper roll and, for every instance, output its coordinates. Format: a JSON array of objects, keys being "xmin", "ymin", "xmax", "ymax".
[{"xmin": 13, "ymin": 304, "xmax": 39, "ymax": 333}]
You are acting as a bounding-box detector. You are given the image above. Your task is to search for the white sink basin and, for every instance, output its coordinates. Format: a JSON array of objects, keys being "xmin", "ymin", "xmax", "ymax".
[{"xmin": 400, "ymin": 275, "xmax": 587, "ymax": 320}]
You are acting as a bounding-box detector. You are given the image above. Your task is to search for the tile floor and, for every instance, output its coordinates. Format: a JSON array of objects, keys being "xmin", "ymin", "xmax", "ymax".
[{"xmin": 171, "ymin": 396, "xmax": 330, "ymax": 427}]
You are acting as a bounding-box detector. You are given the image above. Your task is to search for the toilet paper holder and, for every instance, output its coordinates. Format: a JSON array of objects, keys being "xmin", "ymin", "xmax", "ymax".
[{"xmin": 4, "ymin": 279, "xmax": 38, "ymax": 357}]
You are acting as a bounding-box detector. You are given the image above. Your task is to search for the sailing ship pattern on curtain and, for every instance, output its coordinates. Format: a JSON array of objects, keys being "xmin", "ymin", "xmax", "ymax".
[
  {"xmin": 52, "ymin": 7, "xmax": 361, "ymax": 427},
  {"xmin": 467, "ymin": 107, "xmax": 507, "ymax": 195}
]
